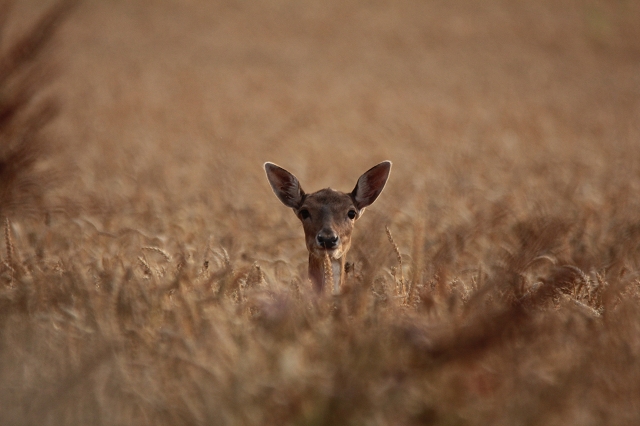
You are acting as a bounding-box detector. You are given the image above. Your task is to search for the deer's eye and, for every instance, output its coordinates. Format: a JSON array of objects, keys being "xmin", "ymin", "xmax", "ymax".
[
  {"xmin": 347, "ymin": 210, "xmax": 357, "ymax": 220},
  {"xmin": 299, "ymin": 209, "xmax": 311, "ymax": 220}
]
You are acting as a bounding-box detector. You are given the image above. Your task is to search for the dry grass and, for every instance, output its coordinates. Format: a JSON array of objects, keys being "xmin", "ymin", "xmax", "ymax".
[{"xmin": 1, "ymin": 0, "xmax": 640, "ymax": 424}]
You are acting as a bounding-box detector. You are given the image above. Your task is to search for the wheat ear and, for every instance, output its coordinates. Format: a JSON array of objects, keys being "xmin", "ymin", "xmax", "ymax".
[
  {"xmin": 386, "ymin": 226, "xmax": 404, "ymax": 294},
  {"xmin": 142, "ymin": 246, "xmax": 172, "ymax": 262},
  {"xmin": 323, "ymin": 251, "xmax": 334, "ymax": 294}
]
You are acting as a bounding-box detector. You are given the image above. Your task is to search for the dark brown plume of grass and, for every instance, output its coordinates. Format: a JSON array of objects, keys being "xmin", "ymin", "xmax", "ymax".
[{"xmin": 0, "ymin": 0, "xmax": 76, "ymax": 218}]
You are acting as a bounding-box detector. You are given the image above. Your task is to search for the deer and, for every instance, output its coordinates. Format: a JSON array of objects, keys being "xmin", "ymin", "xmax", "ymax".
[{"xmin": 264, "ymin": 161, "xmax": 391, "ymax": 295}]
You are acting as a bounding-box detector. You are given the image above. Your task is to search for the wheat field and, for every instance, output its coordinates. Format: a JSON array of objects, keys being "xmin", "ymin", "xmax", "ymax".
[{"xmin": 1, "ymin": 0, "xmax": 640, "ymax": 424}]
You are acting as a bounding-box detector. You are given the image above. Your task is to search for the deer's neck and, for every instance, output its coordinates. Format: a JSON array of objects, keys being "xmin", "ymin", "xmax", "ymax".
[{"xmin": 308, "ymin": 254, "xmax": 345, "ymax": 294}]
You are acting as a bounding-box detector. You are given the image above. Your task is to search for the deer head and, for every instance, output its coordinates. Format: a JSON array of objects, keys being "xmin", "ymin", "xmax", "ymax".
[{"xmin": 264, "ymin": 161, "xmax": 391, "ymax": 293}]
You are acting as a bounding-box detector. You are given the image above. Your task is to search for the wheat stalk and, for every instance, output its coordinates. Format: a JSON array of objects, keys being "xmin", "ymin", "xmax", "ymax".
[
  {"xmin": 4, "ymin": 217, "xmax": 14, "ymax": 286},
  {"xmin": 407, "ymin": 221, "xmax": 424, "ymax": 306}
]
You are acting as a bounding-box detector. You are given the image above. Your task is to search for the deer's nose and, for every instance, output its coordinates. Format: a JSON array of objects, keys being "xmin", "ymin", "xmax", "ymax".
[{"xmin": 316, "ymin": 231, "xmax": 339, "ymax": 249}]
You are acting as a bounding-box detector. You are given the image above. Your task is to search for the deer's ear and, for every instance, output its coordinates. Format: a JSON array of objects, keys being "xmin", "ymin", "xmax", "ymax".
[
  {"xmin": 264, "ymin": 162, "xmax": 305, "ymax": 209},
  {"xmin": 351, "ymin": 161, "xmax": 391, "ymax": 210}
]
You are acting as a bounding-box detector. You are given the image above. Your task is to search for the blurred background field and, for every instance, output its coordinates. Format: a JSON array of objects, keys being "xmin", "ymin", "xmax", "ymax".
[{"xmin": 1, "ymin": 0, "xmax": 640, "ymax": 424}]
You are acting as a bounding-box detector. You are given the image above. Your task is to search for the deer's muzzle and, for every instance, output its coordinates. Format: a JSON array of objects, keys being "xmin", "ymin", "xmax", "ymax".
[{"xmin": 316, "ymin": 230, "xmax": 339, "ymax": 249}]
